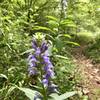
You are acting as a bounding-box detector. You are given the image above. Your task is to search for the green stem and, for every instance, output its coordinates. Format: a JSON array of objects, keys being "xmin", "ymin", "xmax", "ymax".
[
  {"xmin": 39, "ymin": 61, "xmax": 48, "ymax": 100},
  {"xmin": 42, "ymin": 82, "xmax": 48, "ymax": 100}
]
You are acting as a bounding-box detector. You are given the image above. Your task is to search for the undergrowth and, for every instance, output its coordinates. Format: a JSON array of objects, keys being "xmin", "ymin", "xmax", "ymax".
[{"xmin": 85, "ymin": 35, "xmax": 100, "ymax": 63}]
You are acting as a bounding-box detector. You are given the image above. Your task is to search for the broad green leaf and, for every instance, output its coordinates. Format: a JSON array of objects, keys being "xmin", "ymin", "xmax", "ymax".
[
  {"xmin": 5, "ymin": 86, "xmax": 39, "ymax": 100},
  {"xmin": 49, "ymin": 93, "xmax": 60, "ymax": 100},
  {"xmin": 47, "ymin": 20, "xmax": 59, "ymax": 28},
  {"xmin": 58, "ymin": 91, "xmax": 77, "ymax": 99},
  {"xmin": 49, "ymin": 91, "xmax": 77, "ymax": 100},
  {"xmin": 18, "ymin": 87, "xmax": 37, "ymax": 100},
  {"xmin": 60, "ymin": 19, "xmax": 76, "ymax": 28},
  {"xmin": 32, "ymin": 26, "xmax": 55, "ymax": 33}
]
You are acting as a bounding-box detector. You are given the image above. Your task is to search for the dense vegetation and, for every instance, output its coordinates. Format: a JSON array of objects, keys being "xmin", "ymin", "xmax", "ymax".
[{"xmin": 0, "ymin": 0, "xmax": 100, "ymax": 100}]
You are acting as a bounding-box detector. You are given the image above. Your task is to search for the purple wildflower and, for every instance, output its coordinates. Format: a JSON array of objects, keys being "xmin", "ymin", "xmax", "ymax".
[
  {"xmin": 44, "ymin": 63, "xmax": 53, "ymax": 71},
  {"xmin": 41, "ymin": 42, "xmax": 48, "ymax": 53},
  {"xmin": 44, "ymin": 69, "xmax": 55, "ymax": 79},
  {"xmin": 35, "ymin": 48, "xmax": 41, "ymax": 56},
  {"xmin": 28, "ymin": 62, "xmax": 36, "ymax": 68},
  {"xmin": 28, "ymin": 54, "xmax": 37, "ymax": 67},
  {"xmin": 28, "ymin": 54, "xmax": 33, "ymax": 60},
  {"xmin": 28, "ymin": 35, "xmax": 56, "ymax": 91},
  {"xmin": 42, "ymin": 79, "xmax": 48, "ymax": 87},
  {"xmin": 42, "ymin": 55, "xmax": 51, "ymax": 64},
  {"xmin": 28, "ymin": 53, "xmax": 38, "ymax": 75},
  {"xmin": 29, "ymin": 56, "xmax": 37, "ymax": 63},
  {"xmin": 28, "ymin": 67, "xmax": 38, "ymax": 75}
]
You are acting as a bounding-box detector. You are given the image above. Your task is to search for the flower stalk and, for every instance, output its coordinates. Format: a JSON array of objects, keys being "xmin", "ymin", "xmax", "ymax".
[{"xmin": 27, "ymin": 33, "xmax": 57, "ymax": 99}]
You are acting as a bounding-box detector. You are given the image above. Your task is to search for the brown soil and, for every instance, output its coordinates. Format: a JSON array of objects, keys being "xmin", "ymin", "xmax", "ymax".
[{"xmin": 72, "ymin": 45, "xmax": 100, "ymax": 100}]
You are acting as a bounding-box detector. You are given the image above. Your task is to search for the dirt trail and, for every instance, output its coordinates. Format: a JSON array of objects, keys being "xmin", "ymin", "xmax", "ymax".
[{"xmin": 72, "ymin": 46, "xmax": 100, "ymax": 100}]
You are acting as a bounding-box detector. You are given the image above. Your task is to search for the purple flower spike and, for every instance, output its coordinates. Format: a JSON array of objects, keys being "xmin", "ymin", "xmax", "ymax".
[
  {"xmin": 29, "ymin": 62, "xmax": 36, "ymax": 67},
  {"xmin": 28, "ymin": 54, "xmax": 37, "ymax": 68},
  {"xmin": 35, "ymin": 48, "xmax": 41, "ymax": 56},
  {"xmin": 45, "ymin": 69, "xmax": 55, "ymax": 79},
  {"xmin": 44, "ymin": 64, "xmax": 53, "ymax": 71},
  {"xmin": 41, "ymin": 42, "xmax": 48, "ymax": 53},
  {"xmin": 30, "ymin": 56, "xmax": 37, "ymax": 62},
  {"xmin": 48, "ymin": 63, "xmax": 53, "ymax": 68},
  {"xmin": 42, "ymin": 79, "xmax": 48, "ymax": 87},
  {"xmin": 28, "ymin": 54, "xmax": 33, "ymax": 61},
  {"xmin": 28, "ymin": 67, "xmax": 37, "ymax": 75},
  {"xmin": 28, "ymin": 54, "xmax": 38, "ymax": 75},
  {"xmin": 28, "ymin": 35, "xmax": 56, "ymax": 92},
  {"xmin": 42, "ymin": 56, "xmax": 51, "ymax": 64}
]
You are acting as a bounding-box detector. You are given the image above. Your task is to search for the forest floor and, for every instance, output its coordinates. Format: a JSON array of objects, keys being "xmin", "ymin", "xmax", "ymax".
[{"xmin": 72, "ymin": 45, "xmax": 100, "ymax": 100}]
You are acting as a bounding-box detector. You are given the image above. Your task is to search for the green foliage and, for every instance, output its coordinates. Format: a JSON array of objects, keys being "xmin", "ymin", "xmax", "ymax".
[
  {"xmin": 5, "ymin": 86, "xmax": 77, "ymax": 100},
  {"xmin": 85, "ymin": 35, "xmax": 100, "ymax": 63},
  {"xmin": 53, "ymin": 53, "xmax": 78, "ymax": 93},
  {"xmin": 49, "ymin": 91, "xmax": 77, "ymax": 100},
  {"xmin": 75, "ymin": 31, "xmax": 95, "ymax": 44},
  {"xmin": 0, "ymin": 0, "xmax": 100, "ymax": 99}
]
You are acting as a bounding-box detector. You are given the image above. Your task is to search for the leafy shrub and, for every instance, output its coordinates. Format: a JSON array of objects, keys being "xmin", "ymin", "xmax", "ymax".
[
  {"xmin": 75, "ymin": 31, "xmax": 95, "ymax": 44},
  {"xmin": 54, "ymin": 56, "xmax": 77, "ymax": 93},
  {"xmin": 85, "ymin": 34, "xmax": 100, "ymax": 63}
]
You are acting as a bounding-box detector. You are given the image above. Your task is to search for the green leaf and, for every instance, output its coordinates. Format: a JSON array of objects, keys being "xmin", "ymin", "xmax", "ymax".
[
  {"xmin": 32, "ymin": 26, "xmax": 55, "ymax": 33},
  {"xmin": 18, "ymin": 87, "xmax": 37, "ymax": 100},
  {"xmin": 45, "ymin": 34, "xmax": 55, "ymax": 40},
  {"xmin": 57, "ymin": 34, "xmax": 71, "ymax": 39},
  {"xmin": 49, "ymin": 91, "xmax": 77, "ymax": 100},
  {"xmin": 29, "ymin": 83, "xmax": 42, "ymax": 90},
  {"xmin": 60, "ymin": 19, "xmax": 76, "ymax": 28},
  {"xmin": 60, "ymin": 19, "xmax": 73, "ymax": 24},
  {"xmin": 20, "ymin": 49, "xmax": 34, "ymax": 55},
  {"xmin": 5, "ymin": 87, "xmax": 16, "ymax": 98},
  {"xmin": 55, "ymin": 37, "xmax": 63, "ymax": 51},
  {"xmin": 47, "ymin": 20, "xmax": 59, "ymax": 28},
  {"xmin": 65, "ymin": 24, "xmax": 77, "ymax": 28},
  {"xmin": 46, "ymin": 16, "xmax": 58, "ymax": 21},
  {"xmin": 49, "ymin": 93, "xmax": 60, "ymax": 100},
  {"xmin": 0, "ymin": 74, "xmax": 8, "ymax": 80},
  {"xmin": 58, "ymin": 91, "xmax": 77, "ymax": 99},
  {"xmin": 5, "ymin": 86, "xmax": 39, "ymax": 100},
  {"xmin": 55, "ymin": 55, "xmax": 68, "ymax": 60},
  {"xmin": 65, "ymin": 41, "xmax": 80, "ymax": 46}
]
